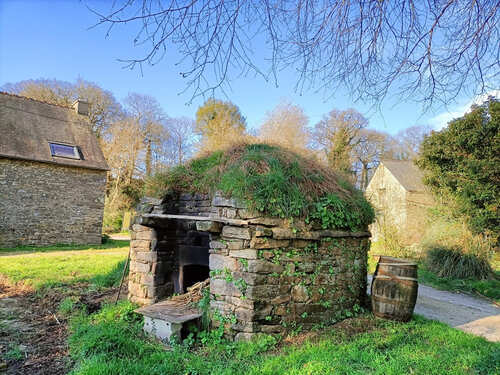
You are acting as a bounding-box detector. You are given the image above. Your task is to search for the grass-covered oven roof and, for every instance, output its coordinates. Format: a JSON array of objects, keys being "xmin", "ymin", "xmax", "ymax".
[{"xmin": 147, "ymin": 144, "xmax": 374, "ymax": 231}]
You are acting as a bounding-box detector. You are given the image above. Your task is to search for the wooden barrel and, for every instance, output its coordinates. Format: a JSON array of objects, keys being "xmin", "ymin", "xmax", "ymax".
[{"xmin": 371, "ymin": 256, "xmax": 418, "ymax": 322}]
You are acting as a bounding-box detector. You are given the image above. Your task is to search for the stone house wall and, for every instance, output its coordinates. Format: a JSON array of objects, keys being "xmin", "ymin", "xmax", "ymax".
[
  {"xmin": 405, "ymin": 191, "xmax": 435, "ymax": 244},
  {"xmin": 366, "ymin": 163, "xmax": 435, "ymax": 245},
  {"xmin": 0, "ymin": 158, "xmax": 106, "ymax": 247},
  {"xmin": 365, "ymin": 164, "xmax": 407, "ymax": 242},
  {"xmin": 129, "ymin": 193, "xmax": 370, "ymax": 340}
]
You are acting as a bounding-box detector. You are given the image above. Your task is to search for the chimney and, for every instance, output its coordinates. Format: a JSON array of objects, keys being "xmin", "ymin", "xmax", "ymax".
[{"xmin": 72, "ymin": 99, "xmax": 89, "ymax": 116}]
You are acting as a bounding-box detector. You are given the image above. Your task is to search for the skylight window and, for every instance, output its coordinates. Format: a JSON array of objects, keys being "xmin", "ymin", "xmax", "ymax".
[{"xmin": 49, "ymin": 142, "xmax": 82, "ymax": 160}]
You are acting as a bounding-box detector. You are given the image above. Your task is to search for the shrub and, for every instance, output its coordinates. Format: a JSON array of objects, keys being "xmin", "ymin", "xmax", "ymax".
[
  {"xmin": 421, "ymin": 210, "xmax": 495, "ymax": 254},
  {"xmin": 101, "ymin": 234, "xmax": 110, "ymax": 244},
  {"xmin": 426, "ymin": 246, "xmax": 494, "ymax": 280},
  {"xmin": 416, "ymin": 98, "xmax": 499, "ymax": 241},
  {"xmin": 102, "ymin": 208, "xmax": 123, "ymax": 234},
  {"xmin": 419, "ymin": 211, "xmax": 468, "ymax": 251},
  {"xmin": 420, "ymin": 206, "xmax": 498, "ymax": 281}
]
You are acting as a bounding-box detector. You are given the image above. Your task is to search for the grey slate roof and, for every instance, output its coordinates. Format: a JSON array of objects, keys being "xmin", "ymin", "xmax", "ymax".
[
  {"xmin": 0, "ymin": 92, "xmax": 108, "ymax": 171},
  {"xmin": 381, "ymin": 160, "xmax": 427, "ymax": 192}
]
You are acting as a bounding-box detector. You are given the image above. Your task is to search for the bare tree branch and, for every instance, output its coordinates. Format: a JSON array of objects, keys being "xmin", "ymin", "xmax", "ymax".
[{"xmin": 89, "ymin": 0, "xmax": 500, "ymax": 105}]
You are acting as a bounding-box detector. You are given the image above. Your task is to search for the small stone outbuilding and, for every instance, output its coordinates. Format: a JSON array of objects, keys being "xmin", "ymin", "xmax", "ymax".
[
  {"xmin": 0, "ymin": 93, "xmax": 108, "ymax": 247},
  {"xmin": 129, "ymin": 145, "xmax": 372, "ymax": 341},
  {"xmin": 365, "ymin": 160, "xmax": 435, "ymax": 245}
]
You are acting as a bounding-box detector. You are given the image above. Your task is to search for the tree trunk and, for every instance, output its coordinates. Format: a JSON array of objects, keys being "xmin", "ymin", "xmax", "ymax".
[
  {"xmin": 360, "ymin": 162, "xmax": 369, "ymax": 190},
  {"xmin": 145, "ymin": 138, "xmax": 152, "ymax": 177},
  {"xmin": 177, "ymin": 139, "xmax": 183, "ymax": 165}
]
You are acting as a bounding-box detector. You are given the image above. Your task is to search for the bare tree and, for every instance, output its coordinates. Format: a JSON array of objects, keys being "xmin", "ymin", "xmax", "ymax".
[
  {"xmin": 259, "ymin": 101, "xmax": 310, "ymax": 151},
  {"xmin": 164, "ymin": 116, "xmax": 197, "ymax": 165},
  {"xmin": 74, "ymin": 79, "xmax": 124, "ymax": 138},
  {"xmin": 103, "ymin": 118, "xmax": 144, "ymax": 203},
  {"xmin": 352, "ymin": 129, "xmax": 394, "ymax": 190},
  {"xmin": 90, "ymin": 1, "xmax": 499, "ymax": 105},
  {"xmin": 313, "ymin": 108, "xmax": 368, "ymax": 175},
  {"xmin": 394, "ymin": 124, "xmax": 433, "ymax": 160},
  {"xmin": 2, "ymin": 79, "xmax": 73, "ymax": 106},
  {"xmin": 124, "ymin": 93, "xmax": 168, "ymax": 176},
  {"xmin": 2, "ymin": 78, "xmax": 123, "ymax": 138}
]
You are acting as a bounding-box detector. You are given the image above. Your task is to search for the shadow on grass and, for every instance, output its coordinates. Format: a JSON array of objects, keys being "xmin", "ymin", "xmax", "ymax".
[{"xmin": 90, "ymin": 259, "xmax": 128, "ymax": 289}]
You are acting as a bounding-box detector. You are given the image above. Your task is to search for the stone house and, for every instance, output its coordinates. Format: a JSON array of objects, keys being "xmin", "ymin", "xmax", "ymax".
[
  {"xmin": 365, "ymin": 160, "xmax": 434, "ymax": 245},
  {"xmin": 0, "ymin": 92, "xmax": 108, "ymax": 247},
  {"xmin": 129, "ymin": 192, "xmax": 370, "ymax": 342}
]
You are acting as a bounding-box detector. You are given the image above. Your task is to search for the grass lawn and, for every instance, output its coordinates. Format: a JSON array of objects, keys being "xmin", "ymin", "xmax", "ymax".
[
  {"xmin": 0, "ymin": 240, "xmax": 129, "ymax": 291},
  {"xmin": 68, "ymin": 302, "xmax": 500, "ymax": 375},
  {"xmin": 0, "ymin": 239, "xmax": 130, "ymax": 254},
  {"xmin": 1, "ymin": 240, "xmax": 499, "ymax": 374}
]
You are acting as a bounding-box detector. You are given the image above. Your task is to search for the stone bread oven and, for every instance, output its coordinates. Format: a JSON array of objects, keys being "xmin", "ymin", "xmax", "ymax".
[{"xmin": 129, "ymin": 192, "xmax": 370, "ymax": 341}]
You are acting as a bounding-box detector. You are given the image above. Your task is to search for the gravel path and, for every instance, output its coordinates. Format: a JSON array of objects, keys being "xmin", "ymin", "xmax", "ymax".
[{"xmin": 367, "ymin": 275, "xmax": 500, "ymax": 342}]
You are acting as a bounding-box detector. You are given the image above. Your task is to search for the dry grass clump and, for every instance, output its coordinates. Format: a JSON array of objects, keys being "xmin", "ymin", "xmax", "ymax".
[{"xmin": 426, "ymin": 246, "xmax": 494, "ymax": 280}]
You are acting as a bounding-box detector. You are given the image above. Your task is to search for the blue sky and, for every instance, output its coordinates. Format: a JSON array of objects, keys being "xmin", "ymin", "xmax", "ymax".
[{"xmin": 0, "ymin": 0, "xmax": 480, "ymax": 134}]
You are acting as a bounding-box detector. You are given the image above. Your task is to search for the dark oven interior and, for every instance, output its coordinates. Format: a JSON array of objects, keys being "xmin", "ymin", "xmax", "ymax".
[{"xmin": 171, "ymin": 220, "xmax": 210, "ymax": 294}]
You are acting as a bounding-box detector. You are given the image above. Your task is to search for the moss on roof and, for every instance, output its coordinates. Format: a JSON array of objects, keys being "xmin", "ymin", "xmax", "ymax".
[{"xmin": 147, "ymin": 143, "xmax": 374, "ymax": 231}]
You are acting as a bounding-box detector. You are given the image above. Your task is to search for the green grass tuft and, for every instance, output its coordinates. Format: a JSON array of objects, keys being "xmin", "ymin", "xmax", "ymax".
[
  {"xmin": 59, "ymin": 296, "xmax": 80, "ymax": 316},
  {"xmin": 146, "ymin": 143, "xmax": 374, "ymax": 231},
  {"xmin": 5, "ymin": 344, "xmax": 24, "ymax": 361}
]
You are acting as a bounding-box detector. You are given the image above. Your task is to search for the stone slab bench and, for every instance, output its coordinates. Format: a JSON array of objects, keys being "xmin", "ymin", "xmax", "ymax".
[{"xmin": 135, "ymin": 300, "xmax": 202, "ymax": 343}]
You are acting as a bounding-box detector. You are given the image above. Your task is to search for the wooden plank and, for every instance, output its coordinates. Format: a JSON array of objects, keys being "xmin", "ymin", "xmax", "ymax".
[
  {"xmin": 136, "ymin": 299, "xmax": 202, "ymax": 324},
  {"xmin": 141, "ymin": 213, "xmax": 248, "ymax": 226}
]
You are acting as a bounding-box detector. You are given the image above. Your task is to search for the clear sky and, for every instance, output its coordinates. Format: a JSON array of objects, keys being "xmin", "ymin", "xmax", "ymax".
[{"xmin": 0, "ymin": 0, "xmax": 480, "ymax": 134}]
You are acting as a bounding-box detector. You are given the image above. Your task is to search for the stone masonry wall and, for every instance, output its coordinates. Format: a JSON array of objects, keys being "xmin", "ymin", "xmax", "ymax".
[
  {"xmin": 0, "ymin": 158, "xmax": 106, "ymax": 247},
  {"xmin": 128, "ymin": 194, "xmax": 212, "ymax": 305},
  {"xmin": 129, "ymin": 192, "xmax": 370, "ymax": 341},
  {"xmin": 206, "ymin": 197, "xmax": 370, "ymax": 341}
]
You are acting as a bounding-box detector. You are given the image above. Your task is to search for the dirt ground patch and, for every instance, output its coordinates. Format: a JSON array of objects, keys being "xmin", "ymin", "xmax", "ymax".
[
  {"xmin": 0, "ymin": 278, "xmax": 127, "ymax": 375},
  {"xmin": 282, "ymin": 315, "xmax": 377, "ymax": 347}
]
